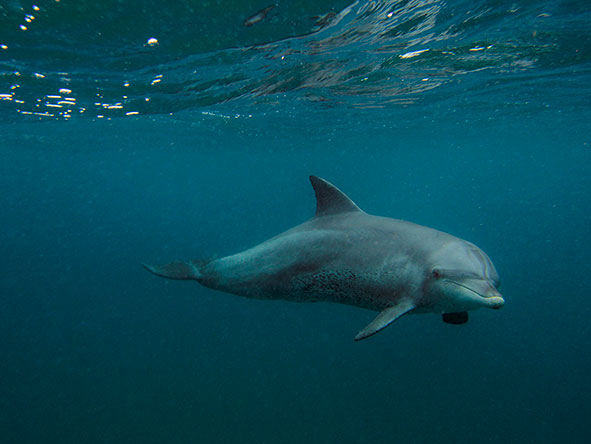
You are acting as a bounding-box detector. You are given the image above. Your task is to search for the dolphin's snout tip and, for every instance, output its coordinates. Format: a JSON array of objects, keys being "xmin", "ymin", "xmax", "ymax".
[{"xmin": 488, "ymin": 296, "xmax": 505, "ymax": 309}]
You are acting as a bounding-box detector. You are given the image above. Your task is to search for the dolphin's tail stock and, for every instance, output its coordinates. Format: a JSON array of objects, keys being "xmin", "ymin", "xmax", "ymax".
[{"xmin": 143, "ymin": 260, "xmax": 203, "ymax": 281}]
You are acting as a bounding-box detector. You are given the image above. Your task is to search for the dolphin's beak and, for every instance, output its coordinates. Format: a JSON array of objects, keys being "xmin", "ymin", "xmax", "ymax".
[
  {"xmin": 477, "ymin": 282, "xmax": 504, "ymax": 309},
  {"xmin": 446, "ymin": 278, "xmax": 505, "ymax": 310},
  {"xmin": 484, "ymin": 293, "xmax": 504, "ymax": 309},
  {"xmin": 483, "ymin": 289, "xmax": 504, "ymax": 309}
]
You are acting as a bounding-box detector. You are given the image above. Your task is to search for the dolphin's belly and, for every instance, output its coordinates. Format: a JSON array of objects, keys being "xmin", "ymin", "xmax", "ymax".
[
  {"xmin": 204, "ymin": 264, "xmax": 407, "ymax": 311},
  {"xmin": 287, "ymin": 269, "xmax": 409, "ymax": 311},
  {"xmin": 201, "ymin": 227, "xmax": 419, "ymax": 311}
]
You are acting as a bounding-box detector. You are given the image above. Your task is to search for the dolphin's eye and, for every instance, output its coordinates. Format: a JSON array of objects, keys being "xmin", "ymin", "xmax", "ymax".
[{"xmin": 432, "ymin": 268, "xmax": 442, "ymax": 279}]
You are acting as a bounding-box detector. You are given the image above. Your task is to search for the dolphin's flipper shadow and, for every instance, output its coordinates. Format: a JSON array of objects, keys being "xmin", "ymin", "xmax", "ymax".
[{"xmin": 442, "ymin": 312, "xmax": 469, "ymax": 324}]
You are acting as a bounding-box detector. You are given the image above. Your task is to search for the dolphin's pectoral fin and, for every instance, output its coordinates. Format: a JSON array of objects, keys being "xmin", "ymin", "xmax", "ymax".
[
  {"xmin": 143, "ymin": 261, "xmax": 202, "ymax": 281},
  {"xmin": 442, "ymin": 312, "xmax": 469, "ymax": 324},
  {"xmin": 354, "ymin": 300, "xmax": 415, "ymax": 341}
]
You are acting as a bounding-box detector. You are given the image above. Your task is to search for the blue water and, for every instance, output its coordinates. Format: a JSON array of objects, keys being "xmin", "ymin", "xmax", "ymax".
[{"xmin": 1, "ymin": 1, "xmax": 590, "ymax": 443}]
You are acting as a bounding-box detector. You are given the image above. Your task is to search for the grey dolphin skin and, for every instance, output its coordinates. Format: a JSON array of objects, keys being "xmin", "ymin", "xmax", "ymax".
[{"xmin": 144, "ymin": 176, "xmax": 504, "ymax": 341}]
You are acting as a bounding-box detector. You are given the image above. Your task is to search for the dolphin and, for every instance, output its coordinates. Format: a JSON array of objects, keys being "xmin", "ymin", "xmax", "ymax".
[{"xmin": 144, "ymin": 176, "xmax": 504, "ymax": 340}]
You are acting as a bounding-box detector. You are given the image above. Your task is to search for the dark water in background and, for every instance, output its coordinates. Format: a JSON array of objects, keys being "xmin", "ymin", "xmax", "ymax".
[{"xmin": 1, "ymin": 1, "xmax": 590, "ymax": 443}]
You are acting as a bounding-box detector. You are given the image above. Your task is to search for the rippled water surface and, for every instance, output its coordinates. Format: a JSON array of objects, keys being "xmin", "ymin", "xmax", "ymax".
[
  {"xmin": 1, "ymin": 1, "xmax": 590, "ymax": 444},
  {"xmin": 1, "ymin": 0, "xmax": 589, "ymax": 122}
]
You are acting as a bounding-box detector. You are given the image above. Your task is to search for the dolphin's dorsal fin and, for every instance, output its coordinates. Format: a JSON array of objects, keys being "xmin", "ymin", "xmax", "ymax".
[{"xmin": 309, "ymin": 176, "xmax": 362, "ymax": 217}]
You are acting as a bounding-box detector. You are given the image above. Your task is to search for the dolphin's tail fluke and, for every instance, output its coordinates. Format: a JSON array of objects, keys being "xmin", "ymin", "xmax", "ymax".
[{"xmin": 143, "ymin": 260, "xmax": 203, "ymax": 281}]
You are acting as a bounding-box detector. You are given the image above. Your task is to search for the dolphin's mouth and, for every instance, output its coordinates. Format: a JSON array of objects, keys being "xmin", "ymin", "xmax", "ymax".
[
  {"xmin": 445, "ymin": 279, "xmax": 505, "ymax": 309},
  {"xmin": 446, "ymin": 280, "xmax": 486, "ymax": 297}
]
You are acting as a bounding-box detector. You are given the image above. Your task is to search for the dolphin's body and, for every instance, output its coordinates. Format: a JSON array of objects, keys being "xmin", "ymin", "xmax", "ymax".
[{"xmin": 145, "ymin": 176, "xmax": 504, "ymax": 340}]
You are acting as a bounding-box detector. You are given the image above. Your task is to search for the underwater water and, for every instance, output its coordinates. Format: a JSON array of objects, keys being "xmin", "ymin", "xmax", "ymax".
[{"xmin": 1, "ymin": 1, "xmax": 590, "ymax": 443}]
